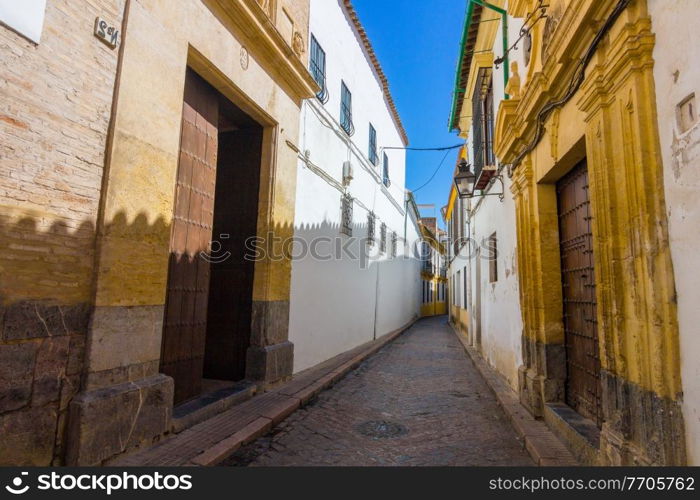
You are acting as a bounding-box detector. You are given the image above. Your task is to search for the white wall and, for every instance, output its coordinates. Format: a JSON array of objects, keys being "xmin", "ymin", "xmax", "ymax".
[
  {"xmin": 447, "ymin": 7, "xmax": 525, "ymax": 390},
  {"xmin": 289, "ymin": 0, "xmax": 421, "ymax": 373},
  {"xmin": 466, "ymin": 176, "xmax": 522, "ymax": 389},
  {"xmin": 649, "ymin": 0, "xmax": 700, "ymax": 465}
]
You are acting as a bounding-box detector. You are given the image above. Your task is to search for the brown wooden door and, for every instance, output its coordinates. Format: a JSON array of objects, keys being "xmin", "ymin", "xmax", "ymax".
[
  {"xmin": 161, "ymin": 69, "xmax": 218, "ymax": 405},
  {"xmin": 557, "ymin": 160, "xmax": 602, "ymax": 427}
]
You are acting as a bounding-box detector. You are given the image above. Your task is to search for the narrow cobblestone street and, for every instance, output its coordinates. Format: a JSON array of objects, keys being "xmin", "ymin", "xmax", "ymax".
[{"xmin": 223, "ymin": 317, "xmax": 534, "ymax": 466}]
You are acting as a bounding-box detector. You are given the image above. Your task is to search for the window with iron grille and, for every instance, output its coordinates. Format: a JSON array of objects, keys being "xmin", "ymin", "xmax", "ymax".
[
  {"xmin": 488, "ymin": 232, "xmax": 498, "ymax": 283},
  {"xmin": 340, "ymin": 81, "xmax": 354, "ymax": 135},
  {"xmin": 382, "ymin": 152, "xmax": 390, "ymax": 187},
  {"xmin": 309, "ymin": 35, "xmax": 328, "ymax": 103},
  {"xmin": 455, "ymin": 270, "xmax": 461, "ymax": 306},
  {"xmin": 463, "ymin": 266, "xmax": 468, "ymax": 308},
  {"xmin": 368, "ymin": 123, "xmax": 378, "ymax": 165},
  {"xmin": 367, "ymin": 212, "xmax": 376, "ymax": 245},
  {"xmin": 380, "ymin": 222, "xmax": 387, "ymax": 253},
  {"xmin": 391, "ymin": 231, "xmax": 397, "ymax": 257},
  {"xmin": 472, "ymin": 68, "xmax": 495, "ymax": 184},
  {"xmin": 340, "ymin": 194, "xmax": 353, "ymax": 236}
]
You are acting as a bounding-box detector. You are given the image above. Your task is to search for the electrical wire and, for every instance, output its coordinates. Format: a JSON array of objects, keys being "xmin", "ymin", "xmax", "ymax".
[
  {"xmin": 383, "ymin": 144, "xmax": 464, "ymax": 152},
  {"xmin": 410, "ymin": 150, "xmax": 452, "ymax": 193},
  {"xmin": 510, "ymin": 0, "xmax": 631, "ymax": 169}
]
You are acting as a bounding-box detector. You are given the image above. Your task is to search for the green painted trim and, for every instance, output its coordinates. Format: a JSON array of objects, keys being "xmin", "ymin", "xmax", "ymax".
[
  {"xmin": 448, "ymin": 1, "xmax": 475, "ymax": 132},
  {"xmin": 449, "ymin": 0, "xmax": 511, "ymax": 133}
]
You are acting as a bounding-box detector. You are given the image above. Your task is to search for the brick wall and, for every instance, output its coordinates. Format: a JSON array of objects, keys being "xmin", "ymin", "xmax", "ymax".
[{"xmin": 0, "ymin": 0, "xmax": 125, "ymax": 465}]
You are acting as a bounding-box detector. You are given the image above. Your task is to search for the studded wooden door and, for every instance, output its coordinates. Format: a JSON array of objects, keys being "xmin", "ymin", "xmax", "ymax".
[
  {"xmin": 161, "ymin": 69, "xmax": 218, "ymax": 405},
  {"xmin": 557, "ymin": 160, "xmax": 602, "ymax": 427}
]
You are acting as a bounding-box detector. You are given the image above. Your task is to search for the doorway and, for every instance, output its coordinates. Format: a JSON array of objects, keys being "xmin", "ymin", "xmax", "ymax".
[
  {"xmin": 160, "ymin": 68, "xmax": 263, "ymax": 405},
  {"xmin": 556, "ymin": 159, "xmax": 602, "ymax": 427}
]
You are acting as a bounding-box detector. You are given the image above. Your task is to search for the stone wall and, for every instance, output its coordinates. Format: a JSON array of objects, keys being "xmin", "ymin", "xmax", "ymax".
[{"xmin": 0, "ymin": 0, "xmax": 126, "ymax": 465}]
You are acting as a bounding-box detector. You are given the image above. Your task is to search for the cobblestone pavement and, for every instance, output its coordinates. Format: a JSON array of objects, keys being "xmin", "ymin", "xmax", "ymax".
[{"xmin": 224, "ymin": 316, "xmax": 534, "ymax": 466}]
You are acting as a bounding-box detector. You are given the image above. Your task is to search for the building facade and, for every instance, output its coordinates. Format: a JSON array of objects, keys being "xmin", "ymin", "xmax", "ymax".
[
  {"xmin": 289, "ymin": 0, "xmax": 421, "ymax": 372},
  {"xmin": 445, "ymin": 0, "xmax": 696, "ymax": 465},
  {"xmin": 1, "ymin": 0, "xmax": 319, "ymax": 465},
  {"xmin": 419, "ymin": 221, "xmax": 447, "ymax": 318},
  {"xmin": 0, "ymin": 0, "xmax": 127, "ymax": 466}
]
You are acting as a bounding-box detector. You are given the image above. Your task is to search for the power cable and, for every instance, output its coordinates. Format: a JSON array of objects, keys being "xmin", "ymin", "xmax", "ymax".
[
  {"xmin": 411, "ymin": 149, "xmax": 452, "ymax": 193},
  {"xmin": 383, "ymin": 144, "xmax": 464, "ymax": 152}
]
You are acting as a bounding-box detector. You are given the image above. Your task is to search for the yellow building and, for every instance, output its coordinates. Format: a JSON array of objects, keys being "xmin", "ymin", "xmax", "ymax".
[
  {"xmin": 446, "ymin": 0, "xmax": 687, "ymax": 465},
  {"xmin": 0, "ymin": 0, "xmax": 318, "ymax": 466},
  {"xmin": 419, "ymin": 221, "xmax": 448, "ymax": 317}
]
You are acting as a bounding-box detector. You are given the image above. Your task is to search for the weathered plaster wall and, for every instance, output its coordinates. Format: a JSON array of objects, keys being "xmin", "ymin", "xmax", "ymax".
[
  {"xmin": 288, "ymin": 0, "xmax": 420, "ymax": 373},
  {"xmin": 0, "ymin": 0, "xmax": 126, "ymax": 465},
  {"xmin": 649, "ymin": 0, "xmax": 700, "ymax": 465},
  {"xmin": 446, "ymin": 4, "xmax": 525, "ymax": 392},
  {"xmin": 498, "ymin": 0, "xmax": 685, "ymax": 465},
  {"xmin": 466, "ymin": 175, "xmax": 523, "ymax": 391},
  {"xmin": 67, "ymin": 0, "xmax": 316, "ymax": 465}
]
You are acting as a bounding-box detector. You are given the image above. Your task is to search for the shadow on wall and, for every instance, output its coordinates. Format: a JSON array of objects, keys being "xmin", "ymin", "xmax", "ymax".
[
  {"xmin": 0, "ymin": 210, "xmax": 422, "ymax": 465},
  {"xmin": 0, "ymin": 210, "xmax": 170, "ymax": 466},
  {"xmin": 288, "ymin": 218, "xmax": 422, "ymax": 372}
]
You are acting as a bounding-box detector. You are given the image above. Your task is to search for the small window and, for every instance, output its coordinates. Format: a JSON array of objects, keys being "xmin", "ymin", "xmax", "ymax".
[
  {"xmin": 463, "ymin": 266, "xmax": 468, "ymax": 308},
  {"xmin": 455, "ymin": 271, "xmax": 461, "ymax": 307},
  {"xmin": 380, "ymin": 222, "xmax": 387, "ymax": 254},
  {"xmin": 678, "ymin": 93, "xmax": 697, "ymax": 134},
  {"xmin": 340, "ymin": 81, "xmax": 354, "ymax": 135},
  {"xmin": 0, "ymin": 0, "xmax": 47, "ymax": 43},
  {"xmin": 309, "ymin": 35, "xmax": 327, "ymax": 103},
  {"xmin": 368, "ymin": 124, "xmax": 378, "ymax": 165},
  {"xmin": 488, "ymin": 232, "xmax": 498, "ymax": 283},
  {"xmin": 391, "ymin": 232, "xmax": 398, "ymax": 258},
  {"xmin": 340, "ymin": 194, "xmax": 353, "ymax": 236},
  {"xmin": 382, "ymin": 152, "xmax": 390, "ymax": 187}
]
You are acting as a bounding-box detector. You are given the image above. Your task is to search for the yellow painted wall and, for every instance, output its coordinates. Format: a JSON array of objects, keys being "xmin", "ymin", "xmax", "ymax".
[
  {"xmin": 494, "ymin": 0, "xmax": 684, "ymax": 464},
  {"xmin": 420, "ymin": 277, "xmax": 447, "ymax": 318}
]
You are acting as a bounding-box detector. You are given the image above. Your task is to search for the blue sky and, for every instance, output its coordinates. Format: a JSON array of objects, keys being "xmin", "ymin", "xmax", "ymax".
[{"xmin": 353, "ymin": 0, "xmax": 467, "ymax": 228}]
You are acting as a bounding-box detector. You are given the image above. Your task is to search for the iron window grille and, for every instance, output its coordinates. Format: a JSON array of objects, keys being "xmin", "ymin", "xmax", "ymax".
[
  {"xmin": 340, "ymin": 81, "xmax": 354, "ymax": 136},
  {"xmin": 391, "ymin": 232, "xmax": 398, "ymax": 258},
  {"xmin": 310, "ymin": 35, "xmax": 328, "ymax": 104},
  {"xmin": 367, "ymin": 212, "xmax": 376, "ymax": 245},
  {"xmin": 382, "ymin": 152, "xmax": 390, "ymax": 187},
  {"xmin": 380, "ymin": 222, "xmax": 387, "ymax": 253},
  {"xmin": 368, "ymin": 123, "xmax": 378, "ymax": 165},
  {"xmin": 463, "ymin": 266, "xmax": 467, "ymax": 308},
  {"xmin": 472, "ymin": 68, "xmax": 495, "ymax": 185},
  {"xmin": 341, "ymin": 194, "xmax": 353, "ymax": 236}
]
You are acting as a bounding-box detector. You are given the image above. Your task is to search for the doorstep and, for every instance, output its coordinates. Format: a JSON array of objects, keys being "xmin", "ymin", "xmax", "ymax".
[
  {"xmin": 108, "ymin": 318, "xmax": 416, "ymax": 466},
  {"xmin": 450, "ymin": 326, "xmax": 579, "ymax": 466},
  {"xmin": 543, "ymin": 402, "xmax": 600, "ymax": 465},
  {"xmin": 172, "ymin": 381, "xmax": 257, "ymax": 434}
]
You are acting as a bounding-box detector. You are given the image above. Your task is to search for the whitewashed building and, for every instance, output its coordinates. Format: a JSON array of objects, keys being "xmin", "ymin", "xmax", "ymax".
[
  {"xmin": 650, "ymin": 0, "xmax": 700, "ymax": 464},
  {"xmin": 444, "ymin": 6, "xmax": 527, "ymax": 391},
  {"xmin": 288, "ymin": 0, "xmax": 422, "ymax": 372}
]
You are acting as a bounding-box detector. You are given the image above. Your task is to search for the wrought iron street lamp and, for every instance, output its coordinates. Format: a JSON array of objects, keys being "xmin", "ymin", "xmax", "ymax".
[{"xmin": 453, "ymin": 158, "xmax": 476, "ymax": 199}]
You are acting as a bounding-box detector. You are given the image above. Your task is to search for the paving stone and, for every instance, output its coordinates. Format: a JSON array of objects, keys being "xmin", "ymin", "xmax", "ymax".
[
  {"xmin": 191, "ymin": 417, "xmax": 273, "ymax": 466},
  {"xmin": 223, "ymin": 317, "xmax": 534, "ymax": 466}
]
